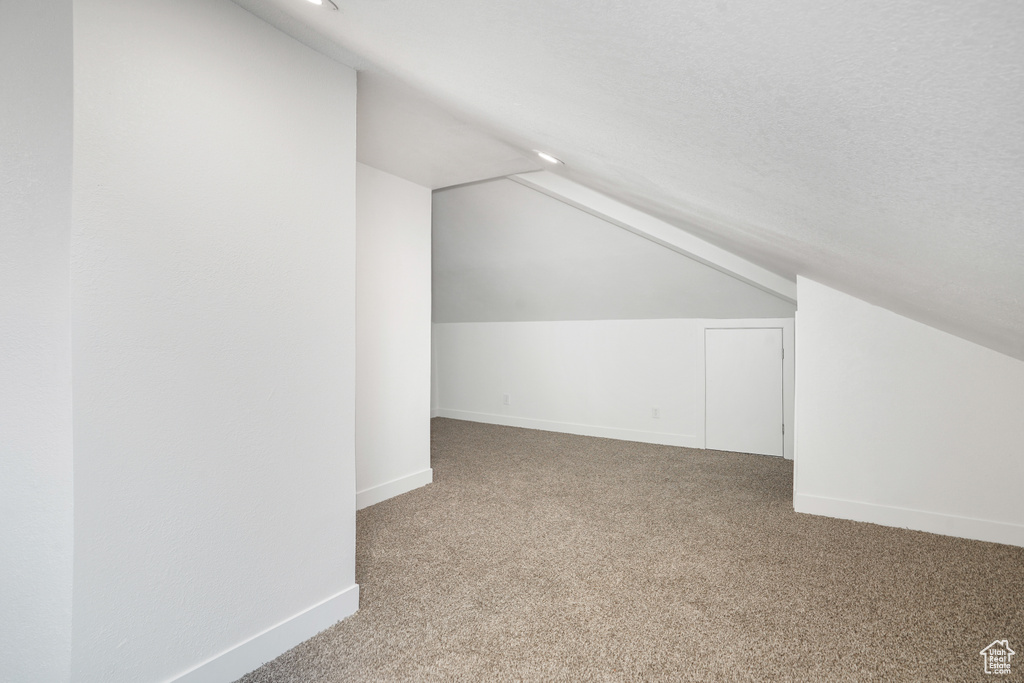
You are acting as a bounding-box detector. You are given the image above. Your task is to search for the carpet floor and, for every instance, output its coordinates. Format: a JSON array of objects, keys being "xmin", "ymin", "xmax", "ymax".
[{"xmin": 238, "ymin": 418, "xmax": 1023, "ymax": 682}]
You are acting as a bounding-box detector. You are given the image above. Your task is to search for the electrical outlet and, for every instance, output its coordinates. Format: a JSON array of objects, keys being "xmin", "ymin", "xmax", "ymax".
[
  {"xmin": 502, "ymin": 393, "xmax": 511, "ymax": 406},
  {"xmin": 652, "ymin": 407, "xmax": 661, "ymax": 419}
]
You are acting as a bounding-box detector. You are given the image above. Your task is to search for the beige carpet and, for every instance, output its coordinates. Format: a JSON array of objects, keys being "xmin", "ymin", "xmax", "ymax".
[{"xmin": 239, "ymin": 418, "xmax": 1023, "ymax": 682}]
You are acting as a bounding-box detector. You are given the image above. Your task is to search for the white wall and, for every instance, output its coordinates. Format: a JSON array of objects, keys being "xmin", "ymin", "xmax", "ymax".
[
  {"xmin": 794, "ymin": 277, "xmax": 1024, "ymax": 547},
  {"xmin": 356, "ymin": 164, "xmax": 433, "ymax": 508},
  {"xmin": 431, "ymin": 177, "xmax": 795, "ymax": 457},
  {"xmin": 0, "ymin": 2, "xmax": 74, "ymax": 681},
  {"xmin": 71, "ymin": 2, "xmax": 358, "ymax": 681},
  {"xmin": 434, "ymin": 318, "xmax": 794, "ymax": 456},
  {"xmin": 431, "ymin": 323, "xmax": 441, "ymax": 417},
  {"xmin": 433, "ymin": 178, "xmax": 796, "ymax": 323}
]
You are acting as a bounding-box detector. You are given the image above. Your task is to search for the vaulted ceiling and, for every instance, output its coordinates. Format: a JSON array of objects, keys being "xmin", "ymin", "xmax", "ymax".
[{"xmin": 233, "ymin": 0, "xmax": 1024, "ymax": 360}]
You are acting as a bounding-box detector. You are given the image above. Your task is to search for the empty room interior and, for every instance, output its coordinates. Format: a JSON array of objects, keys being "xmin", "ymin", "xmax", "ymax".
[{"xmin": 3, "ymin": 0, "xmax": 1023, "ymax": 681}]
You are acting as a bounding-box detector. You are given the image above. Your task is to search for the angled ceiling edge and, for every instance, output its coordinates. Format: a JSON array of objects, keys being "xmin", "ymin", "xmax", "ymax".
[{"xmin": 510, "ymin": 172, "xmax": 797, "ymax": 304}]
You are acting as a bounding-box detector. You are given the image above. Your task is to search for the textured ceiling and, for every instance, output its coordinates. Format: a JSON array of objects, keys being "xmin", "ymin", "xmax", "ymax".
[
  {"xmin": 356, "ymin": 72, "xmax": 541, "ymax": 189},
  {"xmin": 232, "ymin": 0, "xmax": 1024, "ymax": 359}
]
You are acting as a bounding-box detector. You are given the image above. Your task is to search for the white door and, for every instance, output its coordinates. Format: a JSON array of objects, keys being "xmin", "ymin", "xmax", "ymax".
[{"xmin": 705, "ymin": 327, "xmax": 783, "ymax": 457}]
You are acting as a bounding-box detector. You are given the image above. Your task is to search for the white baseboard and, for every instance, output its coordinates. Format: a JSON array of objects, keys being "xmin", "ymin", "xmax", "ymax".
[
  {"xmin": 356, "ymin": 468, "xmax": 433, "ymax": 510},
  {"xmin": 170, "ymin": 584, "xmax": 359, "ymax": 683},
  {"xmin": 435, "ymin": 409, "xmax": 700, "ymax": 449},
  {"xmin": 794, "ymin": 493, "xmax": 1024, "ymax": 548}
]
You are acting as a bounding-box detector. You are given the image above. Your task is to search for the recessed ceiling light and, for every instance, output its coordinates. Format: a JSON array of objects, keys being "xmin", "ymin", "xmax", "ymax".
[
  {"xmin": 536, "ymin": 151, "xmax": 563, "ymax": 165},
  {"xmin": 305, "ymin": 0, "xmax": 338, "ymax": 9}
]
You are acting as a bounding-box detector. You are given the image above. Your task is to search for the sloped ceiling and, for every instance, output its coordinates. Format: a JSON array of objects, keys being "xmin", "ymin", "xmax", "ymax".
[
  {"xmin": 357, "ymin": 72, "xmax": 541, "ymax": 189},
  {"xmin": 232, "ymin": 0, "xmax": 1024, "ymax": 360},
  {"xmin": 433, "ymin": 178, "xmax": 796, "ymax": 322}
]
